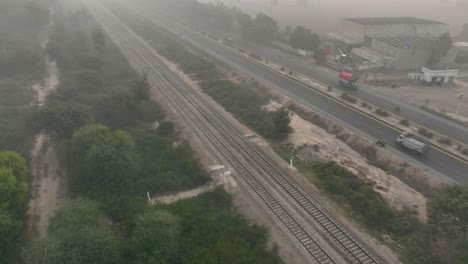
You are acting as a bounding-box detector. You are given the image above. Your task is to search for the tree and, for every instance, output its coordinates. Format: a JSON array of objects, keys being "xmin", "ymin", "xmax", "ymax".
[
  {"xmin": 0, "ymin": 150, "xmax": 28, "ymax": 263},
  {"xmin": 430, "ymin": 32, "xmax": 453, "ymax": 65},
  {"xmin": 272, "ymin": 108, "xmax": 292, "ymax": 139},
  {"xmin": 74, "ymin": 69, "xmax": 105, "ymax": 92},
  {"xmin": 25, "ymin": 1, "xmax": 49, "ymax": 27},
  {"xmin": 289, "ymin": 26, "xmax": 320, "ymax": 51},
  {"xmin": 79, "ymin": 54, "xmax": 104, "ymax": 72},
  {"xmin": 313, "ymin": 48, "xmax": 327, "ymax": 64},
  {"xmin": 251, "ymin": 13, "xmax": 278, "ymax": 43},
  {"xmin": 238, "ymin": 12, "xmax": 278, "ymax": 43},
  {"xmin": 157, "ymin": 121, "xmax": 175, "ymax": 137},
  {"xmin": 457, "ymin": 23, "xmax": 468, "ymax": 41},
  {"xmin": 34, "ymin": 100, "xmax": 93, "ymax": 139},
  {"xmin": 134, "ymin": 70, "xmax": 150, "ymax": 101},
  {"xmin": 237, "ymin": 13, "xmax": 254, "ymax": 39},
  {"xmin": 0, "ymin": 151, "xmax": 28, "ymax": 212},
  {"xmin": 25, "ymin": 198, "xmax": 121, "ymax": 264},
  {"xmin": 70, "ymin": 125, "xmax": 139, "ymax": 196},
  {"xmin": 429, "ymin": 185, "xmax": 468, "ymax": 240},
  {"xmin": 92, "ymin": 28, "xmax": 106, "ymax": 52},
  {"xmin": 131, "ymin": 210, "xmax": 180, "ymax": 264},
  {"xmin": 428, "ymin": 185, "xmax": 468, "ymax": 263}
]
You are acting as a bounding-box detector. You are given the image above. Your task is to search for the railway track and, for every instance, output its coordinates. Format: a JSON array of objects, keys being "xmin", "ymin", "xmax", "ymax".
[{"xmin": 86, "ymin": 1, "xmax": 383, "ymax": 263}]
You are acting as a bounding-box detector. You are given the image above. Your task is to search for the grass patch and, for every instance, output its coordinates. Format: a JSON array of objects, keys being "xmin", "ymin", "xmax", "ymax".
[{"xmin": 294, "ymin": 160, "xmax": 435, "ymax": 263}]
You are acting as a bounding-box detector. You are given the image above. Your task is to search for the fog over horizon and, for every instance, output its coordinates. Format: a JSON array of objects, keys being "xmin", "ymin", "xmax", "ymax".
[{"xmin": 203, "ymin": 0, "xmax": 468, "ymax": 35}]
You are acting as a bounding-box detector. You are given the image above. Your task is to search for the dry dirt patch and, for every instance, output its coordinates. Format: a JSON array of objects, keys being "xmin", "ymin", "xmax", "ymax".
[{"xmin": 264, "ymin": 100, "xmax": 428, "ymax": 220}]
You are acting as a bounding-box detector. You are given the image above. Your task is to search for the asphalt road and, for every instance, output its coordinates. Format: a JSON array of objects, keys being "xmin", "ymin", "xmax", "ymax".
[
  {"xmin": 122, "ymin": 5, "xmax": 467, "ymax": 183},
  {"xmin": 229, "ymin": 38, "xmax": 468, "ymax": 144},
  {"xmin": 164, "ymin": 16, "xmax": 468, "ymax": 147}
]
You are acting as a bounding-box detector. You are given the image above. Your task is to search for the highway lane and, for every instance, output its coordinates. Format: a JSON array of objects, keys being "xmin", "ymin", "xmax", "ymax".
[
  {"xmin": 226, "ymin": 38, "xmax": 468, "ymax": 145},
  {"xmin": 116, "ymin": 4, "xmax": 467, "ymax": 183},
  {"xmin": 159, "ymin": 12, "xmax": 468, "ymax": 147}
]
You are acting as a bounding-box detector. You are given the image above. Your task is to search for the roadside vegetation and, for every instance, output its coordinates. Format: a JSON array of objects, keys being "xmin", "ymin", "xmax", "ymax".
[
  {"xmin": 274, "ymin": 143, "xmax": 468, "ymax": 264},
  {"xmin": 106, "ymin": 2, "xmax": 468, "ymax": 262},
  {"xmin": 107, "ymin": 2, "xmax": 292, "ymax": 140},
  {"xmin": 25, "ymin": 3, "xmax": 283, "ymax": 263}
]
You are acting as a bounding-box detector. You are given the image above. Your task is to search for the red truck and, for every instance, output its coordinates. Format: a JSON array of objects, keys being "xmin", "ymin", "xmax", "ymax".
[{"xmin": 338, "ymin": 71, "xmax": 359, "ymax": 89}]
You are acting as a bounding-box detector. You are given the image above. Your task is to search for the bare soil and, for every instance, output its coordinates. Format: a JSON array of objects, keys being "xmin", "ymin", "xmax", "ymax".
[
  {"xmin": 27, "ymin": 52, "xmax": 63, "ymax": 239},
  {"xmin": 265, "ymin": 100, "xmax": 428, "ymax": 220},
  {"xmin": 27, "ymin": 134, "xmax": 65, "ymax": 238},
  {"xmin": 370, "ymin": 81, "xmax": 468, "ymax": 118}
]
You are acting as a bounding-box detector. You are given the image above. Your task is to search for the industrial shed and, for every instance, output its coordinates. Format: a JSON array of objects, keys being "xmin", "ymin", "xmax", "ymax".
[
  {"xmin": 340, "ymin": 17, "xmax": 448, "ymax": 43},
  {"xmin": 369, "ymin": 35, "xmax": 435, "ymax": 70}
]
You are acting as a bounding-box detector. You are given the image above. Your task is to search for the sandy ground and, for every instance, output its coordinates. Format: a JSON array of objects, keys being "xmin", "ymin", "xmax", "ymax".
[
  {"xmin": 27, "ymin": 133, "xmax": 65, "ymax": 238},
  {"xmin": 370, "ymin": 81, "xmax": 468, "ymax": 118},
  {"xmin": 266, "ymin": 101, "xmax": 427, "ymax": 219}
]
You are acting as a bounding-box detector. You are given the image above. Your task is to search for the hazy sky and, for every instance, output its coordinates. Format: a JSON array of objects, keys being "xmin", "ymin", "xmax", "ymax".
[{"xmin": 209, "ymin": 0, "xmax": 468, "ymax": 34}]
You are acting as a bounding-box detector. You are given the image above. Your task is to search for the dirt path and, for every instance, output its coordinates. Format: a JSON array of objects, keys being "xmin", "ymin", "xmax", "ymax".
[
  {"xmin": 27, "ymin": 133, "xmax": 65, "ymax": 238},
  {"xmin": 26, "ymin": 8, "xmax": 64, "ymax": 239},
  {"xmin": 150, "ymin": 179, "xmax": 224, "ymax": 205}
]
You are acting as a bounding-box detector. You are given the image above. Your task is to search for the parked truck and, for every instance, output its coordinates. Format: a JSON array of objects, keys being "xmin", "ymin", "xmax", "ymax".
[
  {"xmin": 396, "ymin": 133, "xmax": 429, "ymax": 154},
  {"xmin": 338, "ymin": 71, "xmax": 359, "ymax": 89}
]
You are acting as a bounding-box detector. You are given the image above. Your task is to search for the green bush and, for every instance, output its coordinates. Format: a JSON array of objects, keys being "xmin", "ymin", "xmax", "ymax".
[
  {"xmin": 158, "ymin": 188, "xmax": 284, "ymax": 264},
  {"xmin": 437, "ymin": 137, "xmax": 452, "ymax": 145},
  {"xmin": 418, "ymin": 127, "xmax": 433, "ymax": 139},
  {"xmin": 375, "ymin": 108, "xmax": 389, "ymax": 117},
  {"xmin": 341, "ymin": 93, "xmax": 357, "ymax": 103},
  {"xmin": 400, "ymin": 118, "xmax": 410, "ymax": 127}
]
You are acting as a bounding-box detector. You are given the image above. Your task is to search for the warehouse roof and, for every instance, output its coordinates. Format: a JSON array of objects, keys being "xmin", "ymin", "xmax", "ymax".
[
  {"xmin": 344, "ymin": 17, "xmax": 444, "ymax": 25},
  {"xmin": 373, "ymin": 35, "xmax": 435, "ymax": 49}
]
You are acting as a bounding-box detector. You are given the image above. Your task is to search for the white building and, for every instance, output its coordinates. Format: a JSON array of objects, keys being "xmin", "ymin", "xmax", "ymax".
[{"xmin": 408, "ymin": 67, "xmax": 458, "ymax": 84}]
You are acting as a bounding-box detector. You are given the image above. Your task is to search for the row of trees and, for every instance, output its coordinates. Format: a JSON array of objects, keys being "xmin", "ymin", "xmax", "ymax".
[
  {"xmin": 159, "ymin": 0, "xmax": 321, "ymax": 52},
  {"xmin": 26, "ymin": 3, "xmax": 284, "ymax": 263},
  {"xmin": 0, "ymin": 151, "xmax": 29, "ymax": 263}
]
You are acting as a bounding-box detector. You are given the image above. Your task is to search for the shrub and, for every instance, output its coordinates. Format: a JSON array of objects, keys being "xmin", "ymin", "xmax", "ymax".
[
  {"xmin": 249, "ymin": 53, "xmax": 262, "ymax": 60},
  {"xmin": 313, "ymin": 48, "xmax": 327, "ymax": 64},
  {"xmin": 157, "ymin": 121, "xmax": 175, "ymax": 137},
  {"xmin": 400, "ymin": 119, "xmax": 410, "ymax": 127},
  {"xmin": 341, "ymin": 93, "xmax": 357, "ymax": 103},
  {"xmin": 375, "ymin": 108, "xmax": 389, "ymax": 117},
  {"xmin": 437, "ymin": 137, "xmax": 452, "ymax": 145},
  {"xmin": 418, "ymin": 127, "xmax": 434, "ymax": 139},
  {"xmin": 361, "ymin": 102, "xmax": 368, "ymax": 108},
  {"xmin": 461, "ymin": 148, "xmax": 468, "ymax": 155}
]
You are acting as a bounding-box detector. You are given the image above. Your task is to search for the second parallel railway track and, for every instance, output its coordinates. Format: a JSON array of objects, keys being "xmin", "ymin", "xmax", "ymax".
[{"xmin": 86, "ymin": 1, "xmax": 384, "ymax": 263}]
